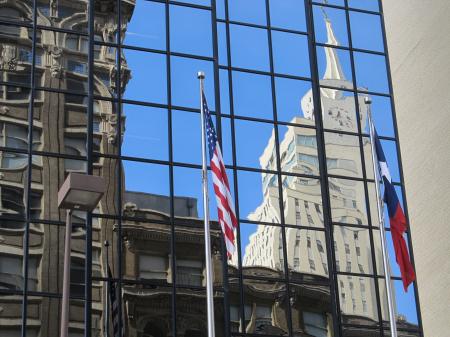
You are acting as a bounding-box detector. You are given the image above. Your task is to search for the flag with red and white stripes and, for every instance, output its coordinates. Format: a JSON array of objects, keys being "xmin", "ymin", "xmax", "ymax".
[{"xmin": 202, "ymin": 91, "xmax": 237, "ymax": 258}]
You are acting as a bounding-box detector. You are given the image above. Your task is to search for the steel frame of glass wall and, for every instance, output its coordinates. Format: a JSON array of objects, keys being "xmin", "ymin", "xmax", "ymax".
[{"xmin": 0, "ymin": 1, "xmax": 423, "ymax": 337}]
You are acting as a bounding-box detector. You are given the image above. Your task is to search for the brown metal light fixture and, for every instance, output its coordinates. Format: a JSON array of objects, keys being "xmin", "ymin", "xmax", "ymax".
[{"xmin": 58, "ymin": 172, "xmax": 106, "ymax": 211}]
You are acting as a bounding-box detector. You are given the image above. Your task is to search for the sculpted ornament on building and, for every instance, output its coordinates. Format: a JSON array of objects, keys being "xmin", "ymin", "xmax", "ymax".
[
  {"xmin": 0, "ymin": 106, "xmax": 10, "ymax": 115},
  {"xmin": 0, "ymin": 44, "xmax": 17, "ymax": 71},
  {"xmin": 123, "ymin": 201, "xmax": 138, "ymax": 217},
  {"xmin": 100, "ymin": 112, "xmax": 120, "ymax": 144},
  {"xmin": 49, "ymin": 0, "xmax": 57, "ymax": 18},
  {"xmin": 47, "ymin": 45, "xmax": 64, "ymax": 78},
  {"xmin": 109, "ymin": 62, "xmax": 131, "ymax": 94}
]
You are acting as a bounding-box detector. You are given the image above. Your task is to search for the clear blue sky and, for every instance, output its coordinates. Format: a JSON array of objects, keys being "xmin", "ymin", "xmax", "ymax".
[{"xmin": 119, "ymin": 0, "xmax": 417, "ymax": 324}]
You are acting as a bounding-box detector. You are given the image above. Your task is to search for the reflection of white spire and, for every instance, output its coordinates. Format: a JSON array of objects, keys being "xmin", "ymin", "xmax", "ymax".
[{"xmin": 323, "ymin": 19, "xmax": 345, "ymax": 81}]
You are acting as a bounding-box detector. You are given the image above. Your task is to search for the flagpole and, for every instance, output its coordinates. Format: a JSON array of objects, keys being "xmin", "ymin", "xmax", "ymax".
[
  {"xmin": 366, "ymin": 97, "xmax": 398, "ymax": 337},
  {"xmin": 198, "ymin": 71, "xmax": 216, "ymax": 337}
]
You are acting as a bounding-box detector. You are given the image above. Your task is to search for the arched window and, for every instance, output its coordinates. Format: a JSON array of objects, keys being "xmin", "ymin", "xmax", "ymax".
[
  {"xmin": 0, "ymin": 123, "xmax": 41, "ymax": 169},
  {"xmin": 64, "ymin": 136, "xmax": 87, "ymax": 172},
  {"xmin": 66, "ymin": 23, "xmax": 89, "ymax": 52}
]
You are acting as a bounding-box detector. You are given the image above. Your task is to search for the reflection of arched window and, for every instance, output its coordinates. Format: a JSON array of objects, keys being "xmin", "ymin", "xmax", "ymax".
[
  {"xmin": 0, "ymin": 254, "xmax": 38, "ymax": 291},
  {"xmin": 66, "ymin": 32, "xmax": 89, "ymax": 53},
  {"xmin": 0, "ymin": 123, "xmax": 42, "ymax": 169},
  {"xmin": 66, "ymin": 78, "xmax": 88, "ymax": 105},
  {"xmin": 0, "ymin": 254, "xmax": 23, "ymax": 290},
  {"xmin": 94, "ymin": 34, "xmax": 103, "ymax": 59},
  {"xmin": 0, "ymin": 185, "xmax": 24, "ymax": 218},
  {"xmin": 64, "ymin": 136, "xmax": 87, "ymax": 172},
  {"xmin": 0, "ymin": 8, "xmax": 21, "ymax": 37}
]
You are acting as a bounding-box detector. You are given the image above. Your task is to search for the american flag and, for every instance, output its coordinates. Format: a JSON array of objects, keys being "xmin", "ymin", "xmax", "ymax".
[
  {"xmin": 107, "ymin": 265, "xmax": 121, "ymax": 337},
  {"xmin": 202, "ymin": 91, "xmax": 237, "ymax": 258}
]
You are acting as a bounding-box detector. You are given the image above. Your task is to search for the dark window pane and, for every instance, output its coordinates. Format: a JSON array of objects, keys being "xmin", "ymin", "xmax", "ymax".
[
  {"xmin": 354, "ymin": 52, "xmax": 389, "ymax": 94},
  {"xmin": 274, "ymin": 77, "xmax": 314, "ymax": 125},
  {"xmin": 230, "ymin": 24, "xmax": 269, "ymax": 71},
  {"xmin": 350, "ymin": 11, "xmax": 384, "ymax": 52},
  {"xmin": 271, "ymin": 31, "xmax": 310, "ymax": 78},
  {"xmin": 228, "ymin": 0, "xmax": 267, "ymax": 26},
  {"xmin": 122, "ymin": 105, "xmax": 168, "ymax": 161},
  {"xmin": 269, "ymin": 0, "xmax": 306, "ymax": 32},
  {"xmin": 123, "ymin": 0, "xmax": 166, "ymax": 50},
  {"xmin": 170, "ymin": 5, "xmax": 212, "ymax": 57},
  {"xmin": 234, "ymin": 120, "xmax": 275, "ymax": 169},
  {"xmin": 172, "ymin": 110, "xmax": 202, "ymax": 165},
  {"xmin": 237, "ymin": 169, "xmax": 280, "ymax": 224},
  {"xmin": 348, "ymin": 0, "xmax": 379, "ymax": 12},
  {"xmin": 122, "ymin": 49, "xmax": 167, "ymax": 104},
  {"xmin": 232, "ymin": 71, "xmax": 273, "ymax": 119},
  {"xmin": 171, "ymin": 56, "xmax": 215, "ymax": 110}
]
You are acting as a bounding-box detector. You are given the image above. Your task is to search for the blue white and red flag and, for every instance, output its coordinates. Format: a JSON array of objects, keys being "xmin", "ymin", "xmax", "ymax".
[{"xmin": 374, "ymin": 130, "xmax": 415, "ymax": 291}]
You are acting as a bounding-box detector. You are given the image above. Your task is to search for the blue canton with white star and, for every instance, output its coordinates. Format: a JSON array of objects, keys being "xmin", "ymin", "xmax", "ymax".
[{"xmin": 203, "ymin": 91, "xmax": 217, "ymax": 160}]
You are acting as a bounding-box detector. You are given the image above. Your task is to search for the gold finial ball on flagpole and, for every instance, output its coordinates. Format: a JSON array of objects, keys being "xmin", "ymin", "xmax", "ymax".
[{"xmin": 197, "ymin": 71, "xmax": 205, "ymax": 80}]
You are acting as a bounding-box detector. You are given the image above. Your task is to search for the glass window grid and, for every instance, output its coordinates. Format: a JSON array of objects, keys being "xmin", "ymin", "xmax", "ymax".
[{"xmin": 0, "ymin": 0, "xmax": 423, "ymax": 337}]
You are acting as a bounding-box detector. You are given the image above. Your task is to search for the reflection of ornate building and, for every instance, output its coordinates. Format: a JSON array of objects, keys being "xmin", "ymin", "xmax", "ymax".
[
  {"xmin": 121, "ymin": 192, "xmax": 224, "ymax": 337},
  {"xmin": 119, "ymin": 191, "xmax": 334, "ymax": 337},
  {"xmin": 0, "ymin": 1, "xmax": 135, "ymax": 336}
]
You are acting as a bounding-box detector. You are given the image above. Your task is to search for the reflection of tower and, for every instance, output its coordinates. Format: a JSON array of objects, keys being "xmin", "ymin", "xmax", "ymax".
[{"xmin": 241, "ymin": 16, "xmax": 389, "ymax": 325}]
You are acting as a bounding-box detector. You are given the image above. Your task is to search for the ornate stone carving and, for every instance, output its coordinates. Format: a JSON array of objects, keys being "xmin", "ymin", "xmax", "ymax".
[
  {"xmin": 50, "ymin": 0, "xmax": 57, "ymax": 18},
  {"xmin": 0, "ymin": 44, "xmax": 17, "ymax": 71},
  {"xmin": 48, "ymin": 45, "xmax": 64, "ymax": 78},
  {"xmin": 123, "ymin": 202, "xmax": 138, "ymax": 217},
  {"xmin": 109, "ymin": 63, "xmax": 130, "ymax": 92},
  {"xmin": 104, "ymin": 113, "xmax": 118, "ymax": 144},
  {"xmin": 0, "ymin": 106, "xmax": 10, "ymax": 115}
]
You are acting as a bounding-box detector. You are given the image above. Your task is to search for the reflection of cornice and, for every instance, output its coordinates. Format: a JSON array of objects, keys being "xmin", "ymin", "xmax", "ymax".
[
  {"xmin": 123, "ymin": 223, "xmax": 221, "ymax": 246},
  {"xmin": 242, "ymin": 266, "xmax": 283, "ymax": 279},
  {"xmin": 123, "ymin": 285, "xmax": 224, "ymax": 315}
]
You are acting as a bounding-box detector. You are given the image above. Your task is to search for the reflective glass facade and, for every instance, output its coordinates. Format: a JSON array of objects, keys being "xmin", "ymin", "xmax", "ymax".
[{"xmin": 0, "ymin": 1, "xmax": 422, "ymax": 337}]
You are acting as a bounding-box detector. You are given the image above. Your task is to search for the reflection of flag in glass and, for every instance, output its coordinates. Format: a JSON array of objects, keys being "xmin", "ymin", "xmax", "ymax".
[
  {"xmin": 373, "ymin": 130, "xmax": 415, "ymax": 291},
  {"xmin": 202, "ymin": 91, "xmax": 237, "ymax": 258},
  {"xmin": 107, "ymin": 265, "xmax": 121, "ymax": 337}
]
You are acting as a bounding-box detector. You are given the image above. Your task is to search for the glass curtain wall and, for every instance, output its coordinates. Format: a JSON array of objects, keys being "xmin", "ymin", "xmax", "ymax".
[{"xmin": 0, "ymin": 0, "xmax": 422, "ymax": 337}]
